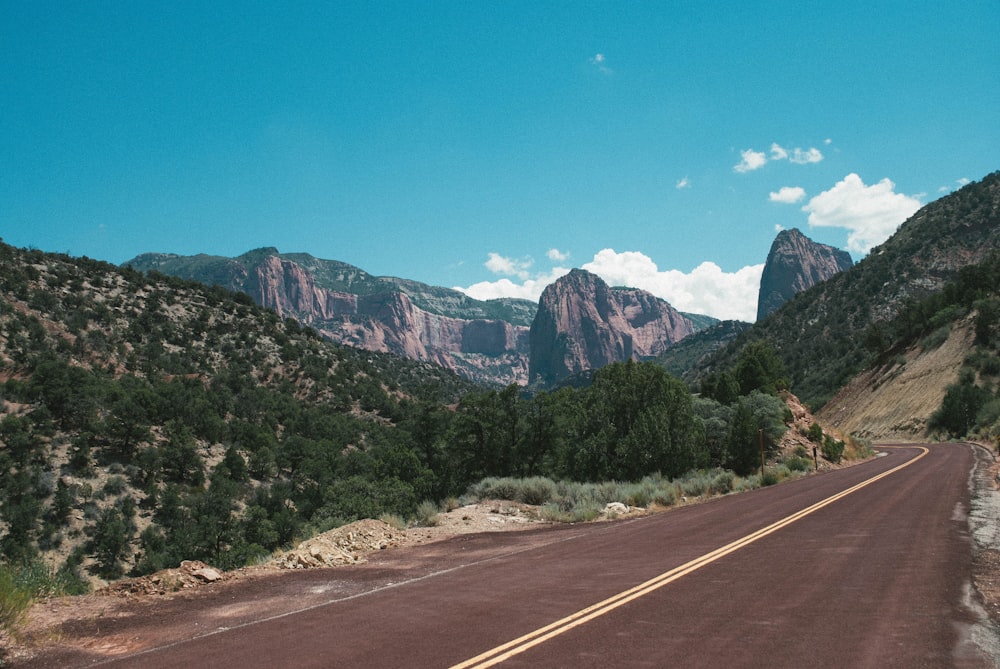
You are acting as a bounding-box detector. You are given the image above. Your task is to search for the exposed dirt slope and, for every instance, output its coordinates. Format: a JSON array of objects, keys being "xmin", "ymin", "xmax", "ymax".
[{"xmin": 819, "ymin": 317, "xmax": 972, "ymax": 440}]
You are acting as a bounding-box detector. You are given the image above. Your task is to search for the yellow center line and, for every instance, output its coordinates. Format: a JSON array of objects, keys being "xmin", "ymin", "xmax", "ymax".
[{"xmin": 451, "ymin": 446, "xmax": 929, "ymax": 669}]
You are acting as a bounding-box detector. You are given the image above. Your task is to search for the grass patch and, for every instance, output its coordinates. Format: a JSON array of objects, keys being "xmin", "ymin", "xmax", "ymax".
[
  {"xmin": 0, "ymin": 558, "xmax": 89, "ymax": 638},
  {"xmin": 414, "ymin": 500, "xmax": 440, "ymax": 527}
]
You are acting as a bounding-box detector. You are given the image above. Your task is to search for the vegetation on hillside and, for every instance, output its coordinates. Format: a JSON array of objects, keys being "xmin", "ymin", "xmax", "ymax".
[
  {"xmin": 864, "ymin": 253, "xmax": 1000, "ymax": 441},
  {"xmin": 0, "ymin": 241, "xmax": 800, "ymax": 590},
  {"xmin": 700, "ymin": 172, "xmax": 1000, "ymax": 409}
]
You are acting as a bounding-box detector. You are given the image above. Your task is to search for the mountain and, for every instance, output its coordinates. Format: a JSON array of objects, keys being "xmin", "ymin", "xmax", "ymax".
[
  {"xmin": 756, "ymin": 228, "xmax": 854, "ymax": 321},
  {"xmin": 528, "ymin": 269, "xmax": 696, "ymax": 386},
  {"xmin": 699, "ymin": 170, "xmax": 1000, "ymax": 408},
  {"xmin": 126, "ymin": 249, "xmax": 535, "ymax": 386}
]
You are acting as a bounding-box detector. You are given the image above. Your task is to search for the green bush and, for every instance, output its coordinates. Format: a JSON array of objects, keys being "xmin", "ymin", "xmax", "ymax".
[
  {"xmin": 821, "ymin": 436, "xmax": 845, "ymax": 464},
  {"xmin": 784, "ymin": 456, "xmax": 813, "ymax": 472}
]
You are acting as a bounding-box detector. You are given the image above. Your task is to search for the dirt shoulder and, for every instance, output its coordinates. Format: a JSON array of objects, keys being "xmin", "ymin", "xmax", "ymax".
[{"xmin": 2, "ymin": 500, "xmax": 642, "ymax": 666}]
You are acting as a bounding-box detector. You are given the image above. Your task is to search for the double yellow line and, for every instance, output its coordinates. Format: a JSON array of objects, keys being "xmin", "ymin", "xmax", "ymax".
[{"xmin": 451, "ymin": 447, "xmax": 928, "ymax": 668}]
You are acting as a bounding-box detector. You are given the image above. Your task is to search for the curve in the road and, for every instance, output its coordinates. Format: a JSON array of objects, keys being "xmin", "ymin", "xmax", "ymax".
[{"xmin": 452, "ymin": 446, "xmax": 930, "ymax": 669}]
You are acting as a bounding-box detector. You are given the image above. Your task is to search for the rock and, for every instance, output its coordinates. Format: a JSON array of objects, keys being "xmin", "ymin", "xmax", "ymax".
[
  {"xmin": 529, "ymin": 269, "xmax": 695, "ymax": 386},
  {"xmin": 272, "ymin": 519, "xmax": 405, "ymax": 569},
  {"xmin": 604, "ymin": 502, "xmax": 630, "ymax": 515},
  {"xmin": 191, "ymin": 567, "xmax": 222, "ymax": 583},
  {"xmin": 757, "ymin": 228, "xmax": 853, "ymax": 321}
]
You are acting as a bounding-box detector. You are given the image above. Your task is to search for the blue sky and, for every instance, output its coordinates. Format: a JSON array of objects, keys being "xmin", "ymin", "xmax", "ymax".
[{"xmin": 3, "ymin": 2, "xmax": 998, "ymax": 321}]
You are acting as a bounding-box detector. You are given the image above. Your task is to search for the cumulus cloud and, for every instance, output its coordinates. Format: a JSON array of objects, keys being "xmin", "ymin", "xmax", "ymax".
[
  {"xmin": 802, "ymin": 173, "xmax": 921, "ymax": 255},
  {"xmin": 547, "ymin": 248, "xmax": 570, "ymax": 262},
  {"xmin": 582, "ymin": 250, "xmax": 763, "ymax": 322},
  {"xmin": 734, "ymin": 149, "xmax": 767, "ymax": 173},
  {"xmin": 789, "ymin": 147, "xmax": 823, "ymax": 164},
  {"xmin": 456, "ymin": 249, "xmax": 763, "ymax": 321},
  {"xmin": 676, "ymin": 176, "xmax": 691, "ymax": 189},
  {"xmin": 484, "ymin": 252, "xmax": 533, "ymax": 280},
  {"xmin": 738, "ymin": 143, "xmax": 823, "ymax": 173},
  {"xmin": 457, "ymin": 267, "xmax": 572, "ymax": 302},
  {"xmin": 769, "ymin": 186, "xmax": 807, "ymax": 204}
]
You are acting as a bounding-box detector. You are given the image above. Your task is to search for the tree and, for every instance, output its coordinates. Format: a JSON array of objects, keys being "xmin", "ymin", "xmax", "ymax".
[
  {"xmin": 90, "ymin": 507, "xmax": 129, "ymax": 578},
  {"xmin": 734, "ymin": 341, "xmax": 787, "ymax": 396},
  {"xmin": 726, "ymin": 400, "xmax": 760, "ymax": 476}
]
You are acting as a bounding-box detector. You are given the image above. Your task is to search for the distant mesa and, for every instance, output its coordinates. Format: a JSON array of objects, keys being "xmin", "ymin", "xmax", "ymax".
[{"xmin": 756, "ymin": 228, "xmax": 853, "ymax": 321}]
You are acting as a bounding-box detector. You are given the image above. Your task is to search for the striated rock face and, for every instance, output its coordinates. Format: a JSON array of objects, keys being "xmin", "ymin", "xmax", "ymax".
[
  {"xmin": 245, "ymin": 257, "xmax": 530, "ymax": 385},
  {"xmin": 757, "ymin": 228, "xmax": 853, "ymax": 321},
  {"xmin": 130, "ymin": 250, "xmax": 532, "ymax": 386},
  {"xmin": 529, "ymin": 269, "xmax": 695, "ymax": 386}
]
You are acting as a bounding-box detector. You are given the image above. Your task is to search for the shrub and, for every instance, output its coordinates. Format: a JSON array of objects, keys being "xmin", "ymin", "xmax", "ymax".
[
  {"xmin": 784, "ymin": 456, "xmax": 812, "ymax": 472},
  {"xmin": 414, "ymin": 500, "xmax": 440, "ymax": 527},
  {"xmin": 515, "ymin": 477, "xmax": 557, "ymax": 506},
  {"xmin": 378, "ymin": 513, "xmax": 407, "ymax": 531},
  {"xmin": 761, "ymin": 470, "xmax": 780, "ymax": 486},
  {"xmin": 708, "ymin": 470, "xmax": 735, "ymax": 495},
  {"xmin": 651, "ymin": 486, "xmax": 676, "ymax": 507},
  {"xmin": 821, "ymin": 436, "xmax": 845, "ymax": 464}
]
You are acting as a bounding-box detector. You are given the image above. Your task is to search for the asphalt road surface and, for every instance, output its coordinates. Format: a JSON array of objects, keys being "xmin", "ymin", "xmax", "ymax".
[{"xmin": 33, "ymin": 443, "xmax": 997, "ymax": 668}]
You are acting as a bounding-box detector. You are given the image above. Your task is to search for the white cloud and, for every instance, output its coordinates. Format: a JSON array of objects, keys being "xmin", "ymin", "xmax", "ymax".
[
  {"xmin": 547, "ymin": 248, "xmax": 570, "ymax": 262},
  {"xmin": 457, "ymin": 267, "xmax": 571, "ymax": 302},
  {"xmin": 485, "ymin": 252, "xmax": 533, "ymax": 280},
  {"xmin": 582, "ymin": 249, "xmax": 763, "ymax": 322},
  {"xmin": 734, "ymin": 149, "xmax": 767, "ymax": 173},
  {"xmin": 802, "ymin": 173, "xmax": 921, "ymax": 255},
  {"xmin": 769, "ymin": 186, "xmax": 807, "ymax": 204},
  {"xmin": 741, "ymin": 143, "xmax": 822, "ymax": 170},
  {"xmin": 676, "ymin": 176, "xmax": 691, "ymax": 190},
  {"xmin": 789, "ymin": 147, "xmax": 823, "ymax": 164},
  {"xmin": 456, "ymin": 249, "xmax": 764, "ymax": 321},
  {"xmin": 589, "ymin": 53, "xmax": 612, "ymax": 74}
]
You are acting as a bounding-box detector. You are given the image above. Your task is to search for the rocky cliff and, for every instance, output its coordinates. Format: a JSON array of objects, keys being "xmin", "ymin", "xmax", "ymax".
[
  {"xmin": 529, "ymin": 269, "xmax": 696, "ymax": 386},
  {"xmin": 756, "ymin": 228, "xmax": 854, "ymax": 321},
  {"xmin": 128, "ymin": 250, "xmax": 532, "ymax": 386}
]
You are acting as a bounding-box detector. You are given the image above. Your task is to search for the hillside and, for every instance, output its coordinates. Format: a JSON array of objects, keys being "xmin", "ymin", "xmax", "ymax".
[
  {"xmin": 0, "ymin": 241, "xmax": 479, "ymax": 583},
  {"xmin": 700, "ymin": 171, "xmax": 1000, "ymax": 409},
  {"xmin": 0, "ymin": 240, "xmax": 828, "ymax": 591},
  {"xmin": 819, "ymin": 317, "xmax": 972, "ymax": 440}
]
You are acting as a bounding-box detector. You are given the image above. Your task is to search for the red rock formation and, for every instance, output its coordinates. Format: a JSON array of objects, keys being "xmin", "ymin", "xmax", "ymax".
[
  {"xmin": 528, "ymin": 269, "xmax": 695, "ymax": 385},
  {"xmin": 757, "ymin": 229, "xmax": 853, "ymax": 321},
  {"xmin": 239, "ymin": 256, "xmax": 530, "ymax": 385}
]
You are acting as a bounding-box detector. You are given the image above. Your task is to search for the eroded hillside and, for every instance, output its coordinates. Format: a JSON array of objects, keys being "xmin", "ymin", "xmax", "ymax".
[{"xmin": 819, "ymin": 317, "xmax": 972, "ymax": 440}]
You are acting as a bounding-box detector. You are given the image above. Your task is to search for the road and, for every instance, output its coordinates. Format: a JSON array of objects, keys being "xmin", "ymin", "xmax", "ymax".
[{"xmin": 28, "ymin": 443, "xmax": 996, "ymax": 668}]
